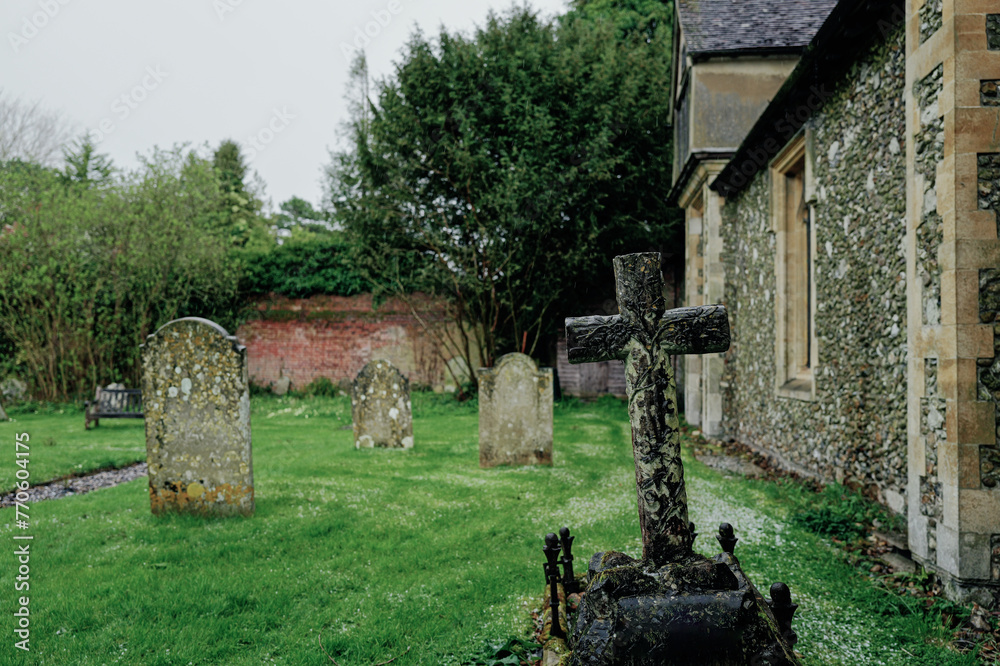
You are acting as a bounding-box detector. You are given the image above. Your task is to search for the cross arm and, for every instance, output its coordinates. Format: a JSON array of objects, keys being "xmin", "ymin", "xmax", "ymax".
[
  {"xmin": 565, "ymin": 314, "xmax": 629, "ymax": 364},
  {"xmin": 566, "ymin": 304, "xmax": 730, "ymax": 364},
  {"xmin": 658, "ymin": 305, "xmax": 730, "ymax": 355}
]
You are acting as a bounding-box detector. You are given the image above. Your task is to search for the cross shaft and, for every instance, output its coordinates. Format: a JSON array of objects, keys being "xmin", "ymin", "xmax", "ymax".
[{"xmin": 566, "ymin": 253, "xmax": 730, "ymax": 566}]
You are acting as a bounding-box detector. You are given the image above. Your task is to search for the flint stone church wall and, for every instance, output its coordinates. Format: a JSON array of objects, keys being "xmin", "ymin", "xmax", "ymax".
[{"xmin": 720, "ymin": 25, "xmax": 908, "ymax": 508}]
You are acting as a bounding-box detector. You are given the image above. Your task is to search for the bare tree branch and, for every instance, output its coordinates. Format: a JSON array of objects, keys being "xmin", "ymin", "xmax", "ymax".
[{"xmin": 0, "ymin": 89, "xmax": 74, "ymax": 166}]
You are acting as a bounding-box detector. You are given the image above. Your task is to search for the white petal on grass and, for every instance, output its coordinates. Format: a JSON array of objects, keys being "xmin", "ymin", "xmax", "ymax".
[
  {"xmin": 535, "ymin": 469, "xmax": 635, "ymax": 528},
  {"xmin": 793, "ymin": 590, "xmax": 906, "ymax": 666},
  {"xmin": 435, "ymin": 473, "xmax": 494, "ymax": 488},
  {"xmin": 571, "ymin": 442, "xmax": 607, "ymax": 457},
  {"xmin": 686, "ymin": 475, "xmax": 786, "ymax": 547}
]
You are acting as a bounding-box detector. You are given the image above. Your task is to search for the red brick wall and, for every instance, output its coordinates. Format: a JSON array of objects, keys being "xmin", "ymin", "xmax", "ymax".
[{"xmin": 236, "ymin": 293, "xmax": 456, "ymax": 391}]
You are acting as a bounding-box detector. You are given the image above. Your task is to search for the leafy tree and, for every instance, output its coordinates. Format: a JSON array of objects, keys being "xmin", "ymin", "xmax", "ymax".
[
  {"xmin": 211, "ymin": 139, "xmax": 268, "ymax": 247},
  {"xmin": 0, "ymin": 147, "xmax": 242, "ymax": 400},
  {"xmin": 327, "ymin": 5, "xmax": 678, "ymax": 384},
  {"xmin": 213, "ymin": 138, "xmax": 248, "ymax": 196},
  {"xmin": 564, "ymin": 0, "xmax": 671, "ymax": 41},
  {"xmin": 60, "ymin": 134, "xmax": 114, "ymax": 188},
  {"xmin": 277, "ymin": 196, "xmax": 325, "ymax": 225},
  {"xmin": 271, "ymin": 196, "xmax": 332, "ymax": 240}
]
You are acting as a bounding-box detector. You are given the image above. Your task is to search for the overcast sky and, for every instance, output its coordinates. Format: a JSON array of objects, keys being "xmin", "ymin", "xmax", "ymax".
[{"xmin": 2, "ymin": 0, "xmax": 570, "ymax": 209}]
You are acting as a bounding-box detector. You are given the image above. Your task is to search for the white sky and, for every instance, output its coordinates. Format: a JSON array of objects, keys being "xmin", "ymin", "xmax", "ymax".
[{"xmin": 1, "ymin": 0, "xmax": 570, "ymax": 210}]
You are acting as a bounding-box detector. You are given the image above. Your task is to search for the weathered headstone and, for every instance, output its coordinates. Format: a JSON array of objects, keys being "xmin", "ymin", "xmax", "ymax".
[
  {"xmin": 443, "ymin": 356, "xmax": 472, "ymax": 393},
  {"xmin": 351, "ymin": 360, "xmax": 413, "ymax": 449},
  {"xmin": 273, "ymin": 374, "xmax": 291, "ymax": 396},
  {"xmin": 1, "ymin": 376, "xmax": 26, "ymax": 402},
  {"xmin": 477, "ymin": 353, "xmax": 553, "ymax": 468},
  {"xmin": 105, "ymin": 382, "xmax": 126, "ymax": 410},
  {"xmin": 141, "ymin": 317, "xmax": 254, "ymax": 517},
  {"xmin": 564, "ymin": 253, "xmax": 799, "ymax": 665}
]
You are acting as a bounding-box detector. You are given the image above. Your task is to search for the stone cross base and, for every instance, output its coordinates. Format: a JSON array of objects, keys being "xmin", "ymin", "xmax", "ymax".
[{"xmin": 569, "ymin": 551, "xmax": 799, "ymax": 665}]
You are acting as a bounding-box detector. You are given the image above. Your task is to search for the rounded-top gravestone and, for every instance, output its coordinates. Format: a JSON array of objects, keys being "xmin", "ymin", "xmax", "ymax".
[
  {"xmin": 141, "ymin": 317, "xmax": 254, "ymax": 517},
  {"xmin": 351, "ymin": 360, "xmax": 413, "ymax": 449},
  {"xmin": 477, "ymin": 352, "xmax": 553, "ymax": 468}
]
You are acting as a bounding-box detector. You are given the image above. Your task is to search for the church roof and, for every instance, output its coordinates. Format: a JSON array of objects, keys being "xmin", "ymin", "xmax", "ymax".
[
  {"xmin": 677, "ymin": 0, "xmax": 839, "ymax": 56},
  {"xmin": 710, "ymin": 0, "xmax": 906, "ymax": 196}
]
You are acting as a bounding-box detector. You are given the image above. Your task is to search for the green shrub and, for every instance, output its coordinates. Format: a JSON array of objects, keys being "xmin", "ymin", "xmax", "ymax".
[
  {"xmin": 790, "ymin": 483, "xmax": 904, "ymax": 540},
  {"xmin": 791, "ymin": 507, "xmax": 864, "ymax": 540},
  {"xmin": 461, "ymin": 637, "xmax": 542, "ymax": 666},
  {"xmin": 0, "ymin": 151, "xmax": 242, "ymax": 401},
  {"xmin": 236, "ymin": 236, "xmax": 368, "ymax": 298},
  {"xmin": 303, "ymin": 376, "xmax": 338, "ymax": 397}
]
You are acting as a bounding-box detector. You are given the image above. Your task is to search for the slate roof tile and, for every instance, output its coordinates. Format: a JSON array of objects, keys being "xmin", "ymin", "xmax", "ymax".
[{"xmin": 677, "ymin": 0, "xmax": 839, "ymax": 54}]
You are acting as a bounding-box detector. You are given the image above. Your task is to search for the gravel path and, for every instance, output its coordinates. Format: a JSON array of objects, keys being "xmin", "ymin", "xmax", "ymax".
[{"xmin": 0, "ymin": 462, "xmax": 147, "ymax": 507}]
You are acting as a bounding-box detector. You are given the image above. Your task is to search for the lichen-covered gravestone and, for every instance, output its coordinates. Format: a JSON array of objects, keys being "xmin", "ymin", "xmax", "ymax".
[
  {"xmin": 477, "ymin": 353, "xmax": 553, "ymax": 467},
  {"xmin": 141, "ymin": 317, "xmax": 254, "ymax": 517},
  {"xmin": 351, "ymin": 360, "xmax": 413, "ymax": 449}
]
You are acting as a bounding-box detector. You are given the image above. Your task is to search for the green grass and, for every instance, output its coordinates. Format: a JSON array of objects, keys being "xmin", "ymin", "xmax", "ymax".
[
  {"xmin": 0, "ymin": 403, "xmax": 146, "ymax": 493},
  {"xmin": 0, "ymin": 394, "xmax": 982, "ymax": 665}
]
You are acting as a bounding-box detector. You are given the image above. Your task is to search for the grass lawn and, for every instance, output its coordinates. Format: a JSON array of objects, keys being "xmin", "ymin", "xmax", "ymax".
[
  {"xmin": 0, "ymin": 403, "xmax": 146, "ymax": 494},
  {"xmin": 0, "ymin": 394, "xmax": 982, "ymax": 665}
]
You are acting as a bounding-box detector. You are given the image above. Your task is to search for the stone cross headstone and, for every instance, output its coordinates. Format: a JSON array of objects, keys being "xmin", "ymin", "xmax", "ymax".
[
  {"xmin": 141, "ymin": 317, "xmax": 254, "ymax": 517},
  {"xmin": 477, "ymin": 352, "xmax": 554, "ymax": 468},
  {"xmin": 566, "ymin": 253, "xmax": 730, "ymax": 567},
  {"xmin": 565, "ymin": 254, "xmax": 799, "ymax": 665},
  {"xmin": 351, "ymin": 360, "xmax": 413, "ymax": 449}
]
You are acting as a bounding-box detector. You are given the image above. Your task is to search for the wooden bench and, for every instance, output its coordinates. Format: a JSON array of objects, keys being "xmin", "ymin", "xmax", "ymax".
[{"xmin": 84, "ymin": 386, "xmax": 144, "ymax": 430}]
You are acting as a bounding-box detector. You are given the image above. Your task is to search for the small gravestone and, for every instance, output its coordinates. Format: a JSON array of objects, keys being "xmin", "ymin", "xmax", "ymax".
[
  {"xmin": 351, "ymin": 360, "xmax": 413, "ymax": 449},
  {"xmin": 1, "ymin": 377, "xmax": 26, "ymax": 402},
  {"xmin": 273, "ymin": 375, "xmax": 291, "ymax": 396},
  {"xmin": 141, "ymin": 317, "xmax": 254, "ymax": 517},
  {"xmin": 105, "ymin": 382, "xmax": 126, "ymax": 410},
  {"xmin": 444, "ymin": 356, "xmax": 472, "ymax": 392},
  {"xmin": 477, "ymin": 353, "xmax": 553, "ymax": 467}
]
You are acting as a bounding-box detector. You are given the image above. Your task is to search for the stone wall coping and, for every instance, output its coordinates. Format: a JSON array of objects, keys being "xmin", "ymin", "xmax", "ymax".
[{"xmin": 251, "ymin": 292, "xmax": 448, "ymax": 315}]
